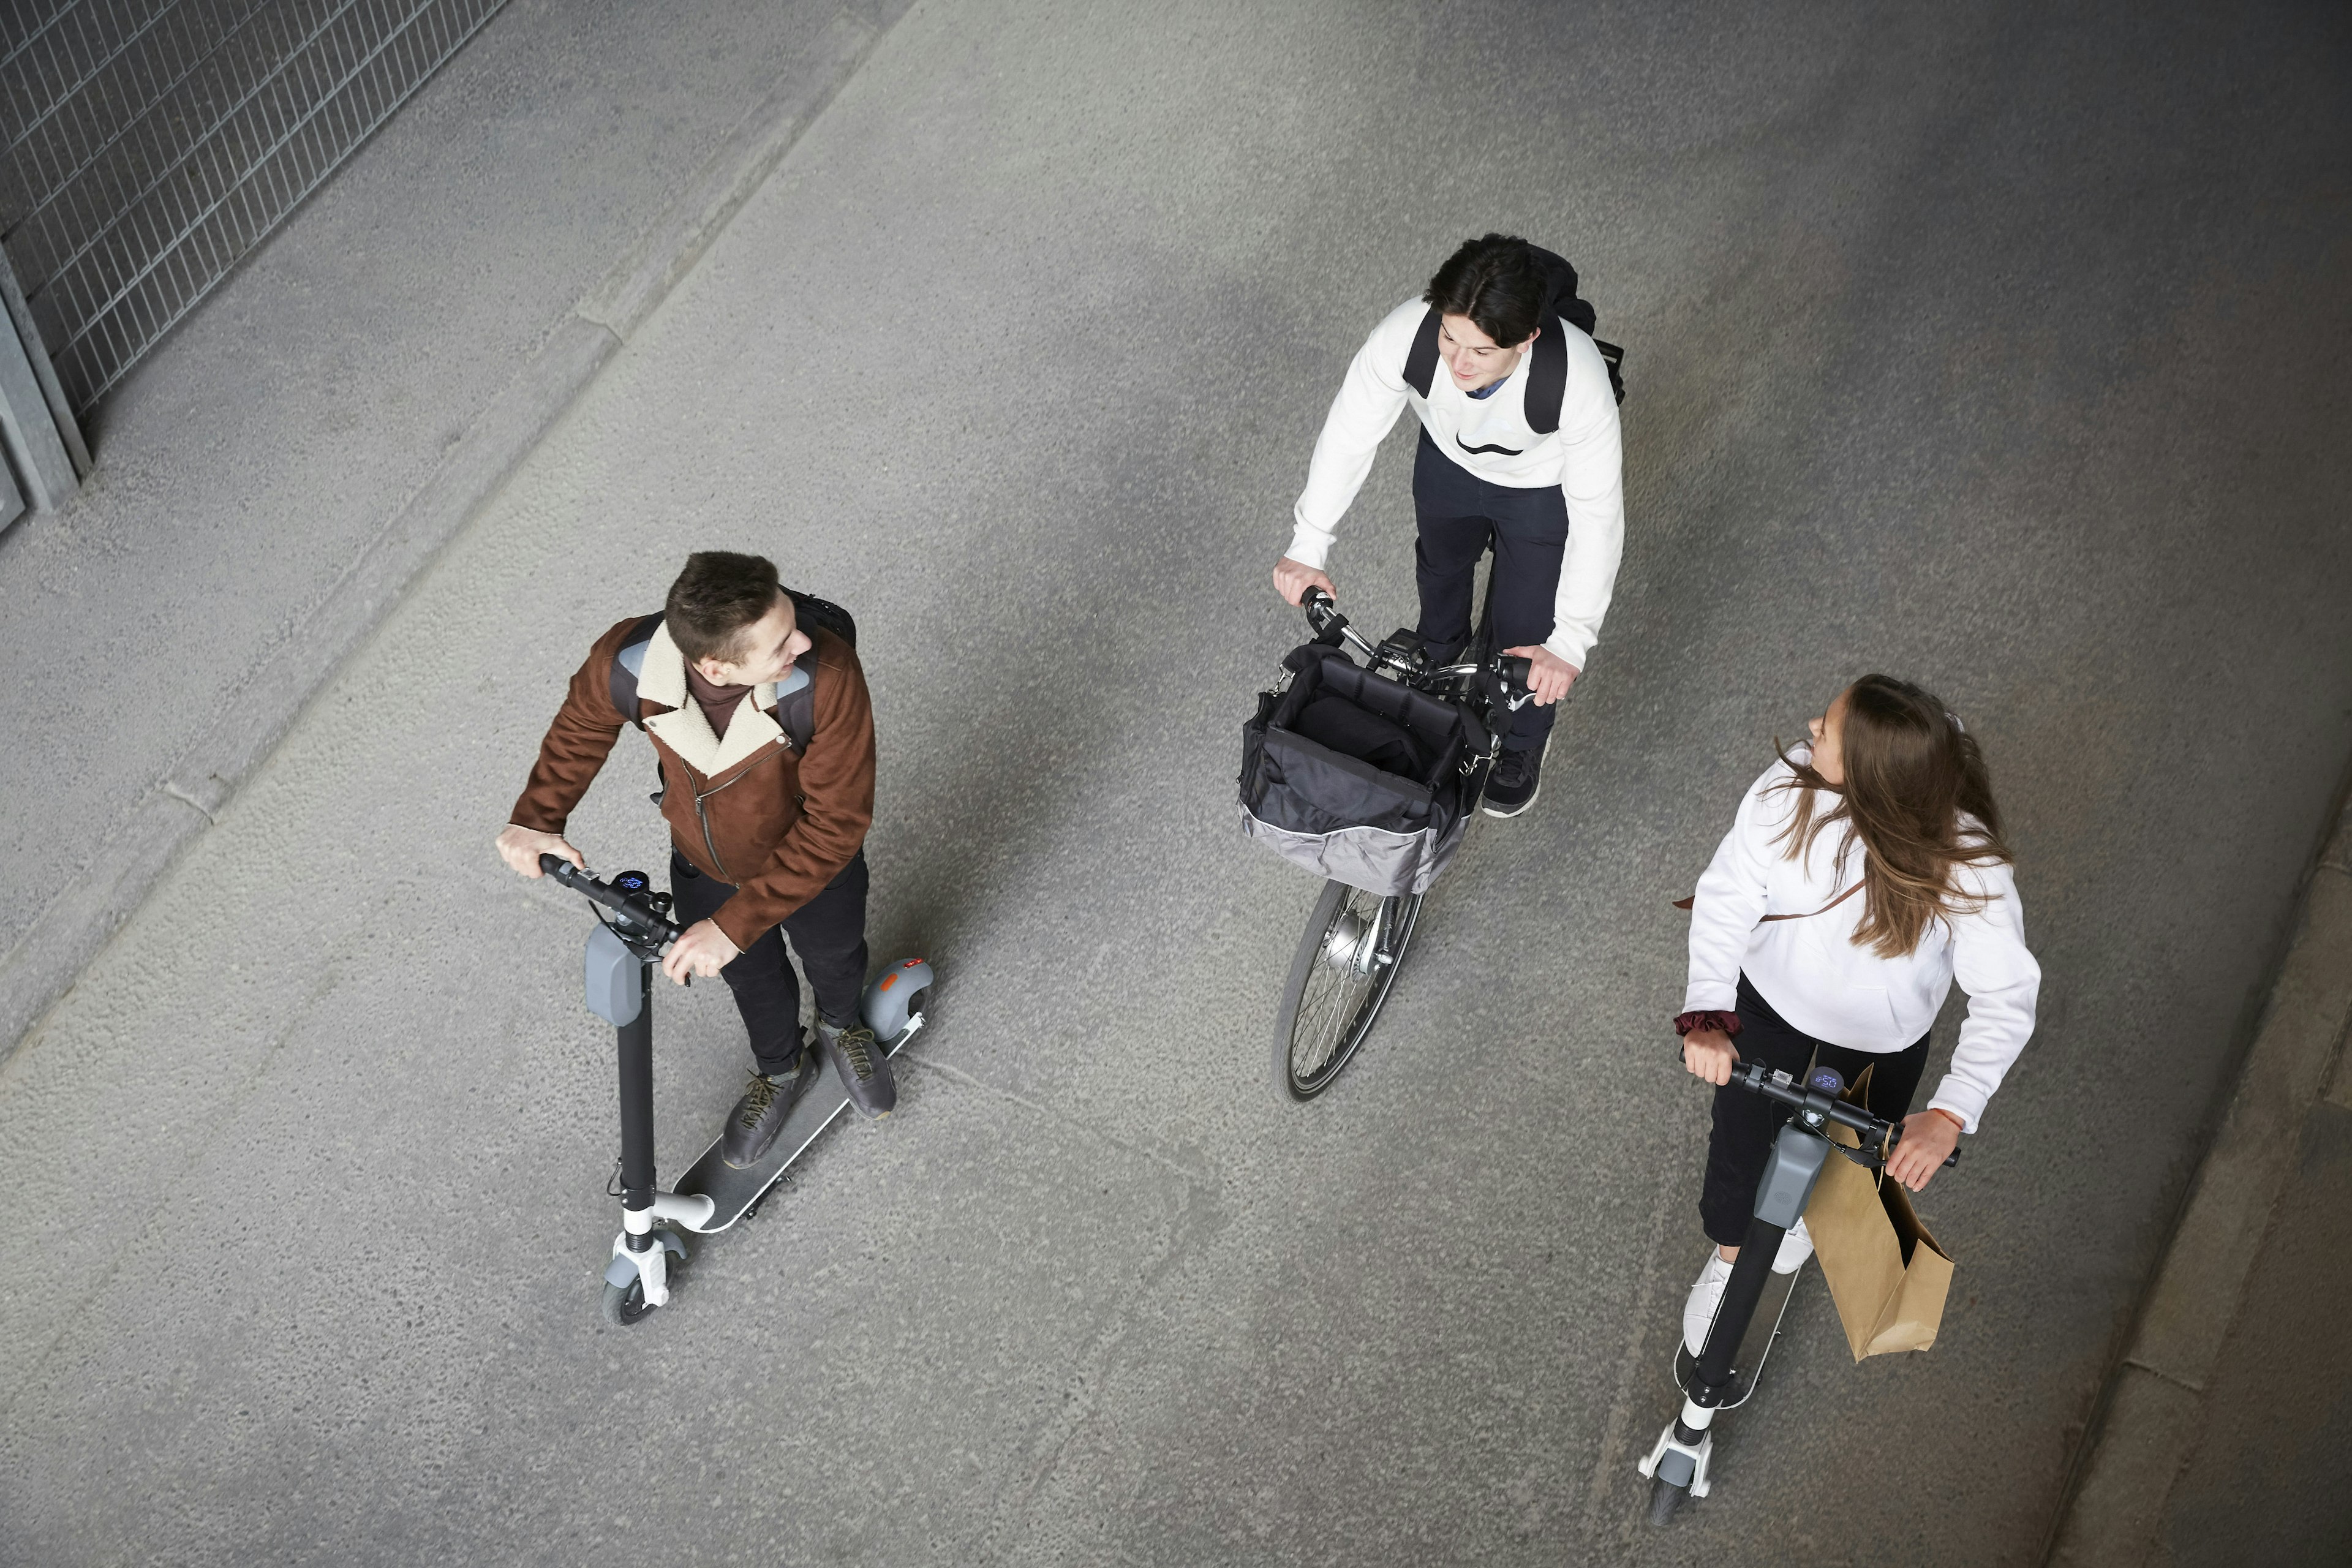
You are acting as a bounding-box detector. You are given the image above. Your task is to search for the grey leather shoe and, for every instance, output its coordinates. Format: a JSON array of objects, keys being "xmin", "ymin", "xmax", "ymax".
[
  {"xmin": 817, "ymin": 1021, "xmax": 897, "ymax": 1118},
  {"xmin": 720, "ymin": 1056, "xmax": 818, "ymax": 1168}
]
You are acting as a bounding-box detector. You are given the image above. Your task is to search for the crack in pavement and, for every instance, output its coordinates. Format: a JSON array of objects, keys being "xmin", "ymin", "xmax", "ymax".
[{"xmin": 892, "ymin": 1054, "xmax": 1224, "ymax": 1565}]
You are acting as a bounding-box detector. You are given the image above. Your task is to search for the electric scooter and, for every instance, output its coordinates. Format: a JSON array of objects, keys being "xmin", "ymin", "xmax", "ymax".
[
  {"xmin": 538, "ymin": 854, "xmax": 933, "ymax": 1327},
  {"xmin": 1637, "ymin": 1061, "xmax": 1959, "ymax": 1524}
]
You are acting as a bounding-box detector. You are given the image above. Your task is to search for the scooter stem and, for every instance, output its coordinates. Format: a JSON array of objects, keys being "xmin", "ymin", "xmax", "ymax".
[
  {"xmin": 1691, "ymin": 1217, "xmax": 1787, "ymax": 1400},
  {"xmin": 615, "ymin": 959, "xmax": 657, "ymax": 1249}
]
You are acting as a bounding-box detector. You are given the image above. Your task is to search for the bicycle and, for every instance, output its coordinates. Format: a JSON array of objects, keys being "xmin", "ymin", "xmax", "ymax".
[
  {"xmin": 1637, "ymin": 1060, "xmax": 1960, "ymax": 1523},
  {"xmin": 1264, "ymin": 584, "xmax": 1533, "ymax": 1099}
]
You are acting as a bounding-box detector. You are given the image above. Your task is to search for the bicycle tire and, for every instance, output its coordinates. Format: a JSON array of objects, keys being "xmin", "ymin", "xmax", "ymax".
[{"xmin": 1272, "ymin": 879, "xmax": 1422, "ymax": 1101}]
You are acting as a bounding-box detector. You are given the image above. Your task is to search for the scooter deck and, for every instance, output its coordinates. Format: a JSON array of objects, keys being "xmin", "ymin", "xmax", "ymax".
[
  {"xmin": 1672, "ymin": 1259, "xmax": 1804, "ymax": 1409},
  {"xmin": 673, "ymin": 1014, "xmax": 922, "ymax": 1232}
]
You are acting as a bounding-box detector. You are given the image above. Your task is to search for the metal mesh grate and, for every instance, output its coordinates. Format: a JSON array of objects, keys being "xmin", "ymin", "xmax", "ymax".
[{"xmin": 0, "ymin": 0, "xmax": 508, "ymax": 416}]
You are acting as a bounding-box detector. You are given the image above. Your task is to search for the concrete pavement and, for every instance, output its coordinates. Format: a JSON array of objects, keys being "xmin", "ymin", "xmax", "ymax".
[
  {"xmin": 0, "ymin": 0, "xmax": 914, "ymax": 1052},
  {"xmin": 2051, "ymin": 788, "xmax": 2352, "ymax": 1566},
  {"xmin": 4, "ymin": 1, "xmax": 2350, "ymax": 1563}
]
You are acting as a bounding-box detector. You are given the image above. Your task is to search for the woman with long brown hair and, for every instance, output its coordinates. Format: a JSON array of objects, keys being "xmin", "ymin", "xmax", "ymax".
[{"xmin": 1675, "ymin": 676, "xmax": 2041, "ymax": 1353}]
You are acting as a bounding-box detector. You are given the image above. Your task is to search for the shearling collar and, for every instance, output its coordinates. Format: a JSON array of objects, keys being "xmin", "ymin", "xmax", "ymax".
[{"xmin": 636, "ymin": 619, "xmax": 784, "ymax": 777}]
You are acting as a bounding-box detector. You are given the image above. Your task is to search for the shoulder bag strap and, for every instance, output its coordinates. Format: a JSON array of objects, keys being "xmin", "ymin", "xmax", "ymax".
[{"xmin": 1672, "ymin": 880, "xmax": 1864, "ymax": 921}]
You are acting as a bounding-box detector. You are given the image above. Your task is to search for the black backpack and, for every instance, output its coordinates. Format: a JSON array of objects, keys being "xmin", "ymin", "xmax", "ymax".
[
  {"xmin": 608, "ymin": 588, "xmax": 857, "ymax": 753},
  {"xmin": 1401, "ymin": 244, "xmax": 1626, "ymax": 424}
]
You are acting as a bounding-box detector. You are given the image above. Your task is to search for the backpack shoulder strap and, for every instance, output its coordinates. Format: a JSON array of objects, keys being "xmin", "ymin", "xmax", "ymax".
[
  {"xmin": 771, "ymin": 642, "xmax": 824, "ymax": 752},
  {"xmin": 1402, "ymin": 308, "xmax": 1440, "ymax": 398},
  {"xmin": 609, "ymin": 613, "xmax": 663, "ymax": 730},
  {"xmin": 1526, "ymin": 326, "xmax": 1568, "ymax": 435},
  {"xmin": 1524, "ymin": 246, "xmax": 1626, "ymax": 423}
]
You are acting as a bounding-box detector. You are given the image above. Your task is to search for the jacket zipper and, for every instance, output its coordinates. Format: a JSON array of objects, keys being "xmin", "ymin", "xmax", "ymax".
[{"xmin": 688, "ymin": 755, "xmax": 777, "ymax": 883}]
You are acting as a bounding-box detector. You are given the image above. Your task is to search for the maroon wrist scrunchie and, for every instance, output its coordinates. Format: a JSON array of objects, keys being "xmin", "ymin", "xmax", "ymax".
[{"xmin": 1673, "ymin": 1009, "xmax": 1741, "ymax": 1038}]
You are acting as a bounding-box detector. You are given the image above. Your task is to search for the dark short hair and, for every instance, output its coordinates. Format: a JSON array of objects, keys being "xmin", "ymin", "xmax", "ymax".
[
  {"xmin": 1423, "ymin": 233, "xmax": 1545, "ymax": 348},
  {"xmin": 665, "ymin": 551, "xmax": 783, "ymax": 664}
]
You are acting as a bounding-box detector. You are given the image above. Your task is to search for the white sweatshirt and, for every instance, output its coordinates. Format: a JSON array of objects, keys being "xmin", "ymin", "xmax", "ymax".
[
  {"xmin": 1683, "ymin": 756, "xmax": 2040, "ymax": 1133},
  {"xmin": 1286, "ymin": 297, "xmax": 1626, "ymax": 669}
]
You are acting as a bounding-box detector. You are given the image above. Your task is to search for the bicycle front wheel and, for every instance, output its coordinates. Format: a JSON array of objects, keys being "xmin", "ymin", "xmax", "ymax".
[{"xmin": 1273, "ymin": 879, "xmax": 1423, "ymax": 1101}]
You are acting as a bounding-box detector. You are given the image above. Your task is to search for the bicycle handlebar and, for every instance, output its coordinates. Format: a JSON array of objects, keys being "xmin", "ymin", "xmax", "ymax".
[
  {"xmin": 1725, "ymin": 1059, "xmax": 1961, "ymax": 1168},
  {"xmin": 1299, "ymin": 586, "xmax": 1533, "ymax": 705},
  {"xmin": 1300, "ymin": 584, "xmax": 1348, "ymax": 641},
  {"xmin": 540, "ymin": 854, "xmax": 681, "ymax": 945}
]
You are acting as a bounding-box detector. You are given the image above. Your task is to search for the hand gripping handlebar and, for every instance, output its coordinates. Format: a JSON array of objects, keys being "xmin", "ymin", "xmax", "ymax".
[
  {"xmin": 539, "ymin": 853, "xmax": 682, "ymax": 945},
  {"xmin": 1727, "ymin": 1059, "xmax": 1961, "ymax": 1169}
]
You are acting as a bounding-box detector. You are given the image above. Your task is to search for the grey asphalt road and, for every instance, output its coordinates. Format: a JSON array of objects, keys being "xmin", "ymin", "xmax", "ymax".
[{"xmin": 5, "ymin": 1, "xmax": 2349, "ymax": 1564}]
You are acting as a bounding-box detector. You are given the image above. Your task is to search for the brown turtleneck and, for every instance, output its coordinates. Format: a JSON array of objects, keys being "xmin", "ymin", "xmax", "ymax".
[{"xmin": 683, "ymin": 662, "xmax": 753, "ymax": 739}]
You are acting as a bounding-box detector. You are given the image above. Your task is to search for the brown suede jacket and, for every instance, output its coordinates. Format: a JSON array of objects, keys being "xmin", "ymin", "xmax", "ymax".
[{"xmin": 509, "ymin": 614, "xmax": 876, "ymax": 949}]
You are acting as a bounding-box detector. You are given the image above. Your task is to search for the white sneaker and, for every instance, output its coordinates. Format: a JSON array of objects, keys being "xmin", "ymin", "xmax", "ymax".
[
  {"xmin": 1773, "ymin": 1218, "xmax": 1814, "ymax": 1274},
  {"xmin": 1682, "ymin": 1251, "xmax": 1732, "ymax": 1355}
]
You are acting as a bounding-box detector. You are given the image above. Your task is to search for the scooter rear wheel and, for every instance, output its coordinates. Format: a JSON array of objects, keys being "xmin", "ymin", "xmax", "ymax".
[{"xmin": 1646, "ymin": 1476, "xmax": 1683, "ymax": 1526}]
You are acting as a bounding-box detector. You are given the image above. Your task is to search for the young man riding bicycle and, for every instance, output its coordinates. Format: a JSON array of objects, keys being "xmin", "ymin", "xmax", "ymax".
[
  {"xmin": 1272, "ymin": 232, "xmax": 1626, "ymax": 816},
  {"xmin": 494, "ymin": 551, "xmax": 895, "ymax": 1169}
]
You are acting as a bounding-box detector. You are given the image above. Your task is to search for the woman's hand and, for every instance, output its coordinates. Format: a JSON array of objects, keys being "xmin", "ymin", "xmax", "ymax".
[
  {"xmin": 1681, "ymin": 1028, "xmax": 1739, "ymax": 1086},
  {"xmin": 1887, "ymin": 1110, "xmax": 1962, "ymax": 1191}
]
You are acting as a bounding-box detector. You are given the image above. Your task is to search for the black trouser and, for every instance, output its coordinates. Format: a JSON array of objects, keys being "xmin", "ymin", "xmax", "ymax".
[
  {"xmin": 1411, "ymin": 428, "xmax": 1569, "ymax": 750},
  {"xmin": 1699, "ymin": 974, "xmax": 1932, "ymax": 1247},
  {"xmin": 669, "ymin": 848, "xmax": 869, "ymax": 1077}
]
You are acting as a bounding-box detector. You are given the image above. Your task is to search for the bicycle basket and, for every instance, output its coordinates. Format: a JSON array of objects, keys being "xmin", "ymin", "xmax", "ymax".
[{"xmin": 1237, "ymin": 644, "xmax": 1488, "ymax": 896}]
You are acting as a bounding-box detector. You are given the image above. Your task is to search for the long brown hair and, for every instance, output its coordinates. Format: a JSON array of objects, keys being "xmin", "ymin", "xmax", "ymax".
[{"xmin": 1773, "ymin": 675, "xmax": 2011, "ymax": 958}]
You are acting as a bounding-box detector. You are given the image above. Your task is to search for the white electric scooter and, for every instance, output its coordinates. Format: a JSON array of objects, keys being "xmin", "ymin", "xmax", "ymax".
[
  {"xmin": 1637, "ymin": 1061, "xmax": 1957, "ymax": 1523},
  {"xmin": 540, "ymin": 854, "xmax": 932, "ymax": 1327}
]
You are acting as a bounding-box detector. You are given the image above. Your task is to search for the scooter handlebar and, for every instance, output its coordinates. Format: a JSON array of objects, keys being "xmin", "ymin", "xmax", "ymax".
[
  {"xmin": 1726, "ymin": 1060, "xmax": 1960, "ymax": 1168},
  {"xmin": 539, "ymin": 855, "xmax": 680, "ymax": 943}
]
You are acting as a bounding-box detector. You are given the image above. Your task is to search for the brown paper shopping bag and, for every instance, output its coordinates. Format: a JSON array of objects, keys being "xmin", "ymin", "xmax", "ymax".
[{"xmin": 1805, "ymin": 1072, "xmax": 1957, "ymax": 1360}]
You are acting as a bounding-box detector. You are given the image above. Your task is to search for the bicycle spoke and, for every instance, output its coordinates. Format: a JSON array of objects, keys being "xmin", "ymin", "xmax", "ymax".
[{"xmin": 1283, "ymin": 886, "xmax": 1420, "ymax": 1096}]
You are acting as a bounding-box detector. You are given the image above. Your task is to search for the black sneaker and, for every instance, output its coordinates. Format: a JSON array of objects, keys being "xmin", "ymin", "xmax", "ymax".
[
  {"xmin": 818, "ymin": 1020, "xmax": 897, "ymax": 1118},
  {"xmin": 1482, "ymin": 737, "xmax": 1550, "ymax": 818},
  {"xmin": 720, "ymin": 1056, "xmax": 818, "ymax": 1168}
]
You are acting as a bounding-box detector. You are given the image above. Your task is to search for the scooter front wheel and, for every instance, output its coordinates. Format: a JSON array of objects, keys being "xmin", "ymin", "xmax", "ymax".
[
  {"xmin": 601, "ymin": 1276, "xmax": 658, "ymax": 1328},
  {"xmin": 600, "ymin": 1229, "xmax": 685, "ymax": 1327},
  {"xmin": 1646, "ymin": 1475, "xmax": 1683, "ymax": 1526}
]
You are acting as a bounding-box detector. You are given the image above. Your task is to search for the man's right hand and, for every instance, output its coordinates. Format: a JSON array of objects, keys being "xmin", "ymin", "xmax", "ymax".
[
  {"xmin": 497, "ymin": 824, "xmax": 584, "ymax": 879},
  {"xmin": 1273, "ymin": 555, "xmax": 1336, "ymax": 607},
  {"xmin": 1681, "ymin": 1028, "xmax": 1740, "ymax": 1087}
]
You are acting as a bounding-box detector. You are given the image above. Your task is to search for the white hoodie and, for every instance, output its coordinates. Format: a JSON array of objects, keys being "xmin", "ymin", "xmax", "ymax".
[
  {"xmin": 1285, "ymin": 298, "xmax": 1626, "ymax": 671},
  {"xmin": 1683, "ymin": 756, "xmax": 2040, "ymax": 1133}
]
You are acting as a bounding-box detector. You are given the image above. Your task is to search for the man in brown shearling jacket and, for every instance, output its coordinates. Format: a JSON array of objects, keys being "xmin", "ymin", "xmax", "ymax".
[{"xmin": 496, "ymin": 551, "xmax": 893, "ymax": 1167}]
